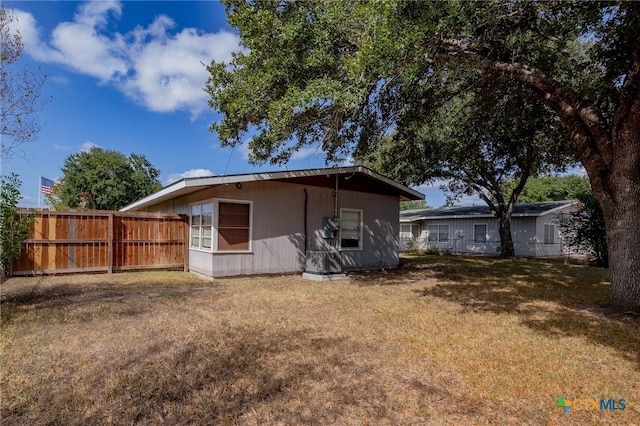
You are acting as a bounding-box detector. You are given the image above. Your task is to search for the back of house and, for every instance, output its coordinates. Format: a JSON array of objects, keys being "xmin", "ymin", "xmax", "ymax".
[{"xmin": 121, "ymin": 166, "xmax": 424, "ymax": 278}]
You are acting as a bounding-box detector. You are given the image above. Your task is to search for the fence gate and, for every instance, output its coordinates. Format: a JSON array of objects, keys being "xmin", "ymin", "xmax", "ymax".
[{"xmin": 10, "ymin": 210, "xmax": 188, "ymax": 276}]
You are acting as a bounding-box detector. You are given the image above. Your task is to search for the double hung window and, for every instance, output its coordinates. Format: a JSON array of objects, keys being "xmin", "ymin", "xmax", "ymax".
[
  {"xmin": 427, "ymin": 224, "xmax": 449, "ymax": 242},
  {"xmin": 218, "ymin": 202, "xmax": 250, "ymax": 251},
  {"xmin": 544, "ymin": 223, "xmax": 555, "ymax": 245},
  {"xmin": 474, "ymin": 224, "xmax": 488, "ymax": 244},
  {"xmin": 191, "ymin": 203, "xmax": 213, "ymax": 250},
  {"xmin": 340, "ymin": 209, "xmax": 363, "ymax": 250}
]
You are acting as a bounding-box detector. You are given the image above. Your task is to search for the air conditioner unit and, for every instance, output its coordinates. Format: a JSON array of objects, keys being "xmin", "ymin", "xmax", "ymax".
[{"xmin": 305, "ymin": 250, "xmax": 342, "ymax": 274}]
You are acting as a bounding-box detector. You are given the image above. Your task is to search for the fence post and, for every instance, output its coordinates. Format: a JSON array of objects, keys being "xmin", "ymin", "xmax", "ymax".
[
  {"xmin": 107, "ymin": 212, "xmax": 114, "ymax": 274},
  {"xmin": 181, "ymin": 214, "xmax": 189, "ymax": 272}
]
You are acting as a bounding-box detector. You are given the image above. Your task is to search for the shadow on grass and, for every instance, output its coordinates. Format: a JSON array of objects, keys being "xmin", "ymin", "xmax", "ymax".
[
  {"xmin": 0, "ymin": 278, "xmax": 223, "ymax": 327},
  {"xmin": 402, "ymin": 254, "xmax": 639, "ymax": 368},
  {"xmin": 3, "ymin": 325, "xmax": 435, "ymax": 425}
]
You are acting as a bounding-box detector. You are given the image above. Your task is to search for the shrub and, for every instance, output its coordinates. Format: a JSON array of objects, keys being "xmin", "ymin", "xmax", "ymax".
[{"xmin": 0, "ymin": 174, "xmax": 34, "ymax": 280}]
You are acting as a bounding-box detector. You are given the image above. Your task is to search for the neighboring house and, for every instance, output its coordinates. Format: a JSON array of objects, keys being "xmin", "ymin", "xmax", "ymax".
[
  {"xmin": 399, "ymin": 201, "xmax": 578, "ymax": 257},
  {"xmin": 121, "ymin": 166, "xmax": 424, "ymax": 278}
]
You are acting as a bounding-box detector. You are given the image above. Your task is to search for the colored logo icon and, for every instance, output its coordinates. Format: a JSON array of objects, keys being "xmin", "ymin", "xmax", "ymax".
[{"xmin": 555, "ymin": 397, "xmax": 572, "ymax": 414}]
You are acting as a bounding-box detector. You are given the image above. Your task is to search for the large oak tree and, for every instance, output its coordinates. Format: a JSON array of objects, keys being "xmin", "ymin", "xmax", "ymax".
[{"xmin": 206, "ymin": 1, "xmax": 640, "ymax": 313}]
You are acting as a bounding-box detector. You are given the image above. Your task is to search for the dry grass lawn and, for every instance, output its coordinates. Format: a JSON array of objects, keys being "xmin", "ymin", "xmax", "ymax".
[{"xmin": 1, "ymin": 254, "xmax": 638, "ymax": 425}]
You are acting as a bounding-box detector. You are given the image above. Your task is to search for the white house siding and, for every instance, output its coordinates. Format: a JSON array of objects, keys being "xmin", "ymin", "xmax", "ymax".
[
  {"xmin": 405, "ymin": 216, "xmax": 549, "ymax": 257},
  {"xmin": 511, "ymin": 218, "xmax": 538, "ymax": 257},
  {"xmin": 140, "ymin": 180, "xmax": 399, "ymax": 277},
  {"xmin": 534, "ymin": 216, "xmax": 564, "ymax": 257}
]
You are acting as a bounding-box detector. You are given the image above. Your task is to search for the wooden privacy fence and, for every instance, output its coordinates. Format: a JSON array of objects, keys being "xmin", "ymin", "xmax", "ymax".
[{"xmin": 11, "ymin": 210, "xmax": 188, "ymax": 276}]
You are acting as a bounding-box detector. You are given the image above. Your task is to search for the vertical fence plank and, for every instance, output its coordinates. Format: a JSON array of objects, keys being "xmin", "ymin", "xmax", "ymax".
[
  {"xmin": 11, "ymin": 210, "xmax": 187, "ymax": 276},
  {"xmin": 108, "ymin": 212, "xmax": 113, "ymax": 274}
]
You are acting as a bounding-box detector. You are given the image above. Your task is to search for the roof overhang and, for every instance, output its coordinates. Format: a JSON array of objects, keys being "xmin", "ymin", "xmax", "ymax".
[{"xmin": 121, "ymin": 166, "xmax": 424, "ymax": 211}]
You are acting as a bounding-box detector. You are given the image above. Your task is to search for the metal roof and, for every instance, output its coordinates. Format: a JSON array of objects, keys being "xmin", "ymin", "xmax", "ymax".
[
  {"xmin": 121, "ymin": 166, "xmax": 424, "ymax": 211},
  {"xmin": 400, "ymin": 200, "xmax": 577, "ymax": 222}
]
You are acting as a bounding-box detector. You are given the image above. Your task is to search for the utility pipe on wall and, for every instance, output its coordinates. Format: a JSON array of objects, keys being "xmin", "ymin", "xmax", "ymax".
[{"xmin": 334, "ymin": 174, "xmax": 338, "ymax": 218}]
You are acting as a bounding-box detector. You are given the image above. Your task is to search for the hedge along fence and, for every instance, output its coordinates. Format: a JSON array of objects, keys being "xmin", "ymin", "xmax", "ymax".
[{"xmin": 10, "ymin": 209, "xmax": 188, "ymax": 276}]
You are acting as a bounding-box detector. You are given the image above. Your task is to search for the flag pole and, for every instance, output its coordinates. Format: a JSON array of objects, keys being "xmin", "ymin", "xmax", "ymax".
[{"xmin": 37, "ymin": 176, "xmax": 41, "ymax": 209}]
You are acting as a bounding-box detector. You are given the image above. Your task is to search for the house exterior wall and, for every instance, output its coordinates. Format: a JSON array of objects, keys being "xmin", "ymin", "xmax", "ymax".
[
  {"xmin": 403, "ymin": 214, "xmax": 565, "ymax": 257},
  {"xmin": 139, "ymin": 180, "xmax": 400, "ymax": 277},
  {"xmin": 534, "ymin": 215, "xmax": 564, "ymax": 257}
]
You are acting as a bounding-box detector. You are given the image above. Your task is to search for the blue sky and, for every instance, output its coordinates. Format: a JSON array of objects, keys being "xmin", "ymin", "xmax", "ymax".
[{"xmin": 1, "ymin": 0, "xmax": 463, "ymax": 208}]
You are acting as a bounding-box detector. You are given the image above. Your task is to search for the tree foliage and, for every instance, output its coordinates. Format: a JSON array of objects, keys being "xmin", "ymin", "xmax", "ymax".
[
  {"xmin": 515, "ymin": 174, "xmax": 607, "ymax": 265},
  {"xmin": 400, "ymin": 200, "xmax": 430, "ymax": 211},
  {"xmin": 513, "ymin": 175, "xmax": 590, "ymax": 203},
  {"xmin": 560, "ymin": 187, "xmax": 608, "ymax": 267},
  {"xmin": 207, "ymin": 1, "xmax": 640, "ymax": 312},
  {"xmin": 359, "ymin": 79, "xmax": 574, "ymax": 256},
  {"xmin": 0, "ymin": 173, "xmax": 34, "ymax": 280},
  {"xmin": 1, "ymin": 6, "xmax": 49, "ymax": 162},
  {"xmin": 53, "ymin": 147, "xmax": 162, "ymax": 211}
]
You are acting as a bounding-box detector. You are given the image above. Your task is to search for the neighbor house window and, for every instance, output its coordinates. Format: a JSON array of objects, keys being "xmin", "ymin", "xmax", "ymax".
[
  {"xmin": 474, "ymin": 224, "xmax": 487, "ymax": 243},
  {"xmin": 191, "ymin": 202, "xmax": 213, "ymax": 250},
  {"xmin": 218, "ymin": 202, "xmax": 250, "ymax": 251},
  {"xmin": 190, "ymin": 200, "xmax": 252, "ymax": 252},
  {"xmin": 400, "ymin": 224, "xmax": 418, "ymax": 241},
  {"xmin": 544, "ymin": 223, "xmax": 555, "ymax": 245},
  {"xmin": 340, "ymin": 208, "xmax": 363, "ymax": 250},
  {"xmin": 427, "ymin": 224, "xmax": 449, "ymax": 242}
]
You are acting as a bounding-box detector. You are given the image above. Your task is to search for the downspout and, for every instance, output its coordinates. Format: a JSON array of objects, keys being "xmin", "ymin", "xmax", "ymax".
[
  {"xmin": 334, "ymin": 175, "xmax": 339, "ymax": 250},
  {"xmin": 334, "ymin": 174, "xmax": 339, "ymax": 218},
  {"xmin": 303, "ymin": 188, "xmax": 308, "ymax": 255}
]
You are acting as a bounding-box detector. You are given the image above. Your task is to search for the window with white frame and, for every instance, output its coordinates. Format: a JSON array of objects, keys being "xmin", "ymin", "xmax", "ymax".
[
  {"xmin": 190, "ymin": 200, "xmax": 252, "ymax": 252},
  {"xmin": 218, "ymin": 202, "xmax": 251, "ymax": 251},
  {"xmin": 474, "ymin": 224, "xmax": 487, "ymax": 243},
  {"xmin": 427, "ymin": 224, "xmax": 449, "ymax": 242},
  {"xmin": 191, "ymin": 202, "xmax": 213, "ymax": 250},
  {"xmin": 340, "ymin": 208, "xmax": 363, "ymax": 250},
  {"xmin": 544, "ymin": 223, "xmax": 555, "ymax": 245},
  {"xmin": 400, "ymin": 224, "xmax": 418, "ymax": 241}
]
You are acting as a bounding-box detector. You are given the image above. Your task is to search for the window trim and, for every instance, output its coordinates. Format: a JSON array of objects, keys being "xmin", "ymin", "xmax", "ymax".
[
  {"xmin": 216, "ymin": 199, "xmax": 252, "ymax": 252},
  {"xmin": 400, "ymin": 224, "xmax": 419, "ymax": 241},
  {"xmin": 189, "ymin": 198, "xmax": 253, "ymax": 253},
  {"xmin": 427, "ymin": 224, "xmax": 450, "ymax": 242},
  {"xmin": 190, "ymin": 202, "xmax": 213, "ymax": 251},
  {"xmin": 543, "ymin": 223, "xmax": 555, "ymax": 245},
  {"xmin": 474, "ymin": 223, "xmax": 488, "ymax": 244},
  {"xmin": 339, "ymin": 208, "xmax": 363, "ymax": 251}
]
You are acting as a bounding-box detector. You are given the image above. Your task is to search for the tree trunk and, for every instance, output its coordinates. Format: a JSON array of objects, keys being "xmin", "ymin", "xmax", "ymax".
[
  {"xmin": 601, "ymin": 186, "xmax": 640, "ymax": 314},
  {"xmin": 497, "ymin": 216, "xmax": 516, "ymax": 258}
]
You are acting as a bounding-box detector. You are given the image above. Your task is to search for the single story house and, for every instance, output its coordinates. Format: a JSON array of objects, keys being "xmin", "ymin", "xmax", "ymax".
[
  {"xmin": 121, "ymin": 166, "xmax": 424, "ymax": 278},
  {"xmin": 399, "ymin": 201, "xmax": 577, "ymax": 257}
]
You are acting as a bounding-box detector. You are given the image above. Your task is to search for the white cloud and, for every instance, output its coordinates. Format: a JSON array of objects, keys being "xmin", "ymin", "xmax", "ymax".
[
  {"xmin": 123, "ymin": 28, "xmax": 238, "ymax": 115},
  {"xmin": 238, "ymin": 140, "xmax": 251, "ymax": 161},
  {"xmin": 237, "ymin": 140, "xmax": 326, "ymax": 163},
  {"xmin": 340, "ymin": 155, "xmax": 356, "ymax": 166},
  {"xmin": 164, "ymin": 168, "xmax": 214, "ymax": 185},
  {"xmin": 53, "ymin": 143, "xmax": 72, "ymax": 151},
  {"xmin": 290, "ymin": 146, "xmax": 322, "ymax": 161},
  {"xmin": 13, "ymin": 1, "xmax": 240, "ymax": 115},
  {"xmin": 565, "ymin": 165, "xmax": 587, "ymax": 176},
  {"xmin": 457, "ymin": 194, "xmax": 485, "ymax": 207},
  {"xmin": 414, "ymin": 179, "xmax": 451, "ymax": 191},
  {"xmin": 79, "ymin": 141, "xmax": 100, "ymax": 152}
]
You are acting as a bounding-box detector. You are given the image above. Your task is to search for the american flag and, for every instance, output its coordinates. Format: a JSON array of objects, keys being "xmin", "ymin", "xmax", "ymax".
[{"xmin": 40, "ymin": 177, "xmax": 55, "ymax": 194}]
